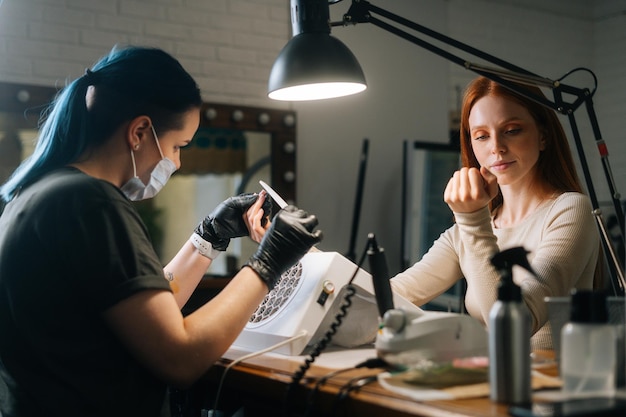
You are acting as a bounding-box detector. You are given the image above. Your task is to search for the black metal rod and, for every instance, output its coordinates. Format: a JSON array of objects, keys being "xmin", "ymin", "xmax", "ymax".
[
  {"xmin": 367, "ymin": 2, "xmax": 536, "ymax": 76},
  {"xmin": 345, "ymin": 138, "xmax": 369, "ymax": 262},
  {"xmin": 585, "ymin": 96, "xmax": 625, "ymax": 235}
]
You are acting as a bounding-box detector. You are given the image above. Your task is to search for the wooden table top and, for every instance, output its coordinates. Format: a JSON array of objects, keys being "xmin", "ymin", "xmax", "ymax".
[{"xmin": 200, "ymin": 348, "xmax": 562, "ymax": 417}]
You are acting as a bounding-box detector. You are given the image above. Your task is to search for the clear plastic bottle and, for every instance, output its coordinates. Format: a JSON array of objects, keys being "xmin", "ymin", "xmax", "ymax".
[{"xmin": 560, "ymin": 290, "xmax": 616, "ymax": 397}]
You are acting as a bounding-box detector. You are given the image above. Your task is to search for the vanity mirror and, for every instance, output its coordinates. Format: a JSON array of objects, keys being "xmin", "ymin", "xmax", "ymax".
[
  {"xmin": 0, "ymin": 82, "xmax": 56, "ymax": 214},
  {"xmin": 0, "ymin": 81, "xmax": 297, "ymax": 276},
  {"xmin": 154, "ymin": 102, "xmax": 296, "ymax": 276}
]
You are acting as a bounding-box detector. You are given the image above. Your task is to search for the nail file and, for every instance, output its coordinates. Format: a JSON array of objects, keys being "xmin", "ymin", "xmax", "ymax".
[{"xmin": 259, "ymin": 180, "xmax": 288, "ymax": 209}]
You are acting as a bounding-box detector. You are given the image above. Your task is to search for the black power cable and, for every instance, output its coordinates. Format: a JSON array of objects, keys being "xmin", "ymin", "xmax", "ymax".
[
  {"xmin": 282, "ymin": 244, "xmax": 371, "ymax": 416},
  {"xmin": 331, "ymin": 373, "xmax": 381, "ymax": 416},
  {"xmin": 304, "ymin": 357, "xmax": 390, "ymax": 417}
]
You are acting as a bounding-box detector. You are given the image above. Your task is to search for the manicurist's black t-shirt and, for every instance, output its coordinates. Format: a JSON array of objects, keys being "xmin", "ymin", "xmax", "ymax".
[{"xmin": 0, "ymin": 167, "xmax": 172, "ymax": 417}]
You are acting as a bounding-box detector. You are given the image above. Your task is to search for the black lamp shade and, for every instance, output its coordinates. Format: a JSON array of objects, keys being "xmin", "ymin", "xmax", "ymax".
[{"xmin": 268, "ymin": 32, "xmax": 367, "ymax": 101}]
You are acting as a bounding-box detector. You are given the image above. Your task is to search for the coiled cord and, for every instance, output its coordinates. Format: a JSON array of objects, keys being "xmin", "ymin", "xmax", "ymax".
[
  {"xmin": 282, "ymin": 245, "xmax": 369, "ymax": 416},
  {"xmin": 289, "ymin": 284, "xmax": 356, "ymax": 388}
]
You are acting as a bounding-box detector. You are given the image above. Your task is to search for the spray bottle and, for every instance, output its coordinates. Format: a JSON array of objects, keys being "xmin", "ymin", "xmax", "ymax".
[{"xmin": 488, "ymin": 246, "xmax": 534, "ymax": 405}]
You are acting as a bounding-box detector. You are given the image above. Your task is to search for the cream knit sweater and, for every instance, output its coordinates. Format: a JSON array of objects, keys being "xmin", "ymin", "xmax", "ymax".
[{"xmin": 391, "ymin": 192, "xmax": 599, "ymax": 350}]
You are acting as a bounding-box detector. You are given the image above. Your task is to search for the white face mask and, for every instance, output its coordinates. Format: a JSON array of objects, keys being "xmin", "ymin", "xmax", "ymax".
[{"xmin": 121, "ymin": 125, "xmax": 177, "ymax": 201}]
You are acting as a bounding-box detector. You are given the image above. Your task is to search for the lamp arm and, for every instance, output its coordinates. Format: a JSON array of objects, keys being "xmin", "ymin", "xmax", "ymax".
[
  {"xmin": 335, "ymin": 0, "xmax": 625, "ymax": 291},
  {"xmin": 366, "ymin": 15, "xmax": 560, "ymax": 111},
  {"xmin": 564, "ymin": 105, "xmax": 626, "ymax": 291},
  {"xmin": 338, "ymin": 1, "xmax": 585, "ymax": 113},
  {"xmin": 584, "ymin": 95, "xmax": 624, "ymax": 230},
  {"xmin": 342, "ymin": 1, "xmax": 536, "ymax": 75}
]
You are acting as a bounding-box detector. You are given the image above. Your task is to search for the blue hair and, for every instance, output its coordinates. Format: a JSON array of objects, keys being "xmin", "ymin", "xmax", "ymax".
[{"xmin": 1, "ymin": 45, "xmax": 202, "ymax": 202}]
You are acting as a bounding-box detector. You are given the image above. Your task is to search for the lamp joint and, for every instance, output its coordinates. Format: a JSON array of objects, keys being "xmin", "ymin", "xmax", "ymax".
[{"xmin": 343, "ymin": 0, "xmax": 371, "ymax": 25}]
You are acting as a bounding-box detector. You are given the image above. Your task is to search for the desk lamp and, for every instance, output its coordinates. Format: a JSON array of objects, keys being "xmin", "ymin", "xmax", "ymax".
[{"xmin": 268, "ymin": 0, "xmax": 625, "ymax": 294}]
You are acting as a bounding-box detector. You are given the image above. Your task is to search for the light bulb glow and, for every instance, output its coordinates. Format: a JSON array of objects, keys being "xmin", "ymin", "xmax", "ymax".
[{"xmin": 269, "ymin": 82, "xmax": 367, "ymax": 101}]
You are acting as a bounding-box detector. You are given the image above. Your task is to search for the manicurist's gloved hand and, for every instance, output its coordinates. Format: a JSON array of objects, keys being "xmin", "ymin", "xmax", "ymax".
[
  {"xmin": 191, "ymin": 193, "xmax": 271, "ymax": 259},
  {"xmin": 246, "ymin": 205, "xmax": 323, "ymax": 291}
]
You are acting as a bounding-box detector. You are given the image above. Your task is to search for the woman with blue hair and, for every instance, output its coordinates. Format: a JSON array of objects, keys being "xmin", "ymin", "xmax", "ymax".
[{"xmin": 0, "ymin": 45, "xmax": 322, "ymax": 417}]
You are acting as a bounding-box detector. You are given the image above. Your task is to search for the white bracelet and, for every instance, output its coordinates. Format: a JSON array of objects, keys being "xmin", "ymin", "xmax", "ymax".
[{"xmin": 190, "ymin": 233, "xmax": 221, "ymax": 260}]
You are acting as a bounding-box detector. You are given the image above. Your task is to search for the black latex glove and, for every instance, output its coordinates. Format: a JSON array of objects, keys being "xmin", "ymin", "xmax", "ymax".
[
  {"xmin": 246, "ymin": 205, "xmax": 323, "ymax": 290},
  {"xmin": 194, "ymin": 193, "xmax": 272, "ymax": 251}
]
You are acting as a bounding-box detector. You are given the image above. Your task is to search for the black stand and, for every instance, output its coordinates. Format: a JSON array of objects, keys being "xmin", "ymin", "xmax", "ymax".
[
  {"xmin": 334, "ymin": 0, "xmax": 625, "ymax": 293},
  {"xmin": 345, "ymin": 138, "xmax": 369, "ymax": 262}
]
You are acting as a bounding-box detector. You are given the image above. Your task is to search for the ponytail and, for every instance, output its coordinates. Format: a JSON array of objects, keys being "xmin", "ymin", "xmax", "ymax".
[{"xmin": 1, "ymin": 46, "xmax": 201, "ymax": 202}]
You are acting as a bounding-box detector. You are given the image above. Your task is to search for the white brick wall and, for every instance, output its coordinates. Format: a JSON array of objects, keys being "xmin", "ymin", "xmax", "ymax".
[{"xmin": 0, "ymin": 0, "xmax": 289, "ymax": 106}]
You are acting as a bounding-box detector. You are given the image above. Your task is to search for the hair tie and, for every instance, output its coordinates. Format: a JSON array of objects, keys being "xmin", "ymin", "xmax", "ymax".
[{"xmin": 84, "ymin": 68, "xmax": 97, "ymax": 84}]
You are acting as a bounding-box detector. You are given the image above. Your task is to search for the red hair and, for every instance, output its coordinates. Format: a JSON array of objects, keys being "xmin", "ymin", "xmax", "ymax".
[{"xmin": 459, "ymin": 77, "xmax": 583, "ymax": 211}]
